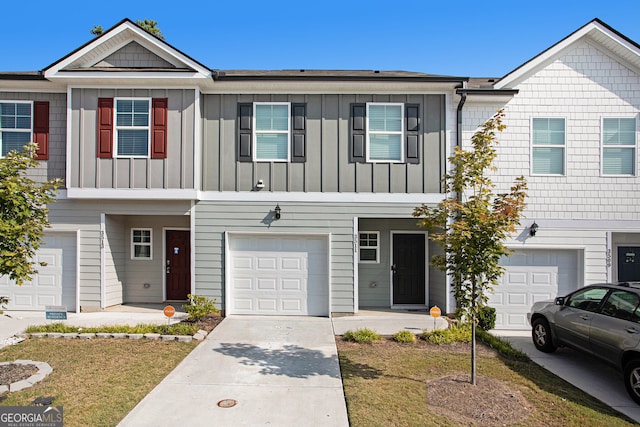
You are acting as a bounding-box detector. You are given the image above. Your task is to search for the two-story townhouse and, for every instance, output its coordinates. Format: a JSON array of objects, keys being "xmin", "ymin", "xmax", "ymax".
[
  {"xmin": 2, "ymin": 18, "xmax": 639, "ymax": 329},
  {"xmin": 0, "ymin": 19, "xmax": 459, "ymax": 316},
  {"xmin": 462, "ymin": 19, "xmax": 640, "ymax": 329}
]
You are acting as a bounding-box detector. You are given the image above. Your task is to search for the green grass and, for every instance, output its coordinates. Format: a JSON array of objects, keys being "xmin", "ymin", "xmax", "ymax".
[
  {"xmin": 24, "ymin": 322, "xmax": 199, "ymax": 336},
  {"xmin": 0, "ymin": 338, "xmax": 196, "ymax": 427},
  {"xmin": 338, "ymin": 336, "xmax": 636, "ymax": 426}
]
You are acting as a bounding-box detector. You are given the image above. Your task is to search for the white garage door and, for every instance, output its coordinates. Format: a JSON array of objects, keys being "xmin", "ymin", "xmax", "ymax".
[
  {"xmin": 228, "ymin": 234, "xmax": 329, "ymax": 316},
  {"xmin": 0, "ymin": 233, "xmax": 76, "ymax": 311},
  {"xmin": 490, "ymin": 249, "xmax": 579, "ymax": 330}
]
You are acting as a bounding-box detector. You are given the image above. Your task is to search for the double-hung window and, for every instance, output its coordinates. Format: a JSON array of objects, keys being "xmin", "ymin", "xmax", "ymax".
[
  {"xmin": 359, "ymin": 232, "xmax": 380, "ymax": 263},
  {"xmin": 532, "ymin": 118, "xmax": 565, "ymax": 175},
  {"xmin": 115, "ymin": 98, "xmax": 151, "ymax": 157},
  {"xmin": 367, "ymin": 103, "xmax": 404, "ymax": 162},
  {"xmin": 602, "ymin": 118, "xmax": 636, "ymax": 176},
  {"xmin": 131, "ymin": 228, "xmax": 152, "ymax": 260},
  {"xmin": 0, "ymin": 102, "xmax": 31, "ymax": 157},
  {"xmin": 254, "ymin": 102, "xmax": 290, "ymax": 161}
]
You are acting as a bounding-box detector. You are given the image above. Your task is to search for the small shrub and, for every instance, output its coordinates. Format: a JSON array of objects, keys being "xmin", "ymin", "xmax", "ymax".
[
  {"xmin": 343, "ymin": 328, "xmax": 382, "ymax": 343},
  {"xmin": 393, "ymin": 330, "xmax": 416, "ymax": 343},
  {"xmin": 477, "ymin": 306, "xmax": 497, "ymax": 331},
  {"xmin": 421, "ymin": 323, "xmax": 471, "ymax": 344},
  {"xmin": 182, "ymin": 294, "xmax": 220, "ymax": 322}
]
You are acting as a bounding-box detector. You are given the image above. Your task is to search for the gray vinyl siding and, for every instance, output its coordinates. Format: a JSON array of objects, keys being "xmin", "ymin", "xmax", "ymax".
[
  {"xmin": 94, "ymin": 42, "xmax": 175, "ymax": 68},
  {"xmin": 47, "ymin": 198, "xmax": 192, "ymax": 310},
  {"xmin": 0, "ymin": 92, "xmax": 66, "ymax": 183},
  {"xmin": 104, "ymin": 216, "xmax": 125, "ymax": 307},
  {"xmin": 202, "ymin": 94, "xmax": 446, "ymax": 193},
  {"xmin": 357, "ymin": 218, "xmax": 446, "ymax": 308},
  {"xmin": 193, "ymin": 201, "xmax": 430, "ymax": 314},
  {"xmin": 69, "ymin": 88, "xmax": 196, "ymax": 190},
  {"xmin": 123, "ymin": 215, "xmax": 189, "ymax": 303}
]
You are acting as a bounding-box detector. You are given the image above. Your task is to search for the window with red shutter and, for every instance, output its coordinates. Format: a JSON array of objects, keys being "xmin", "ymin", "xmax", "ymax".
[
  {"xmin": 151, "ymin": 98, "xmax": 168, "ymax": 159},
  {"xmin": 33, "ymin": 101, "xmax": 49, "ymax": 160},
  {"xmin": 97, "ymin": 98, "xmax": 114, "ymax": 158}
]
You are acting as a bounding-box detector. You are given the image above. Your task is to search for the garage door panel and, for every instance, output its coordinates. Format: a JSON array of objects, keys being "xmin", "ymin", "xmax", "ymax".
[
  {"xmin": 282, "ymin": 278, "xmax": 303, "ymax": 291},
  {"xmin": 495, "ymin": 249, "xmax": 578, "ymax": 330},
  {"xmin": 257, "ymin": 278, "xmax": 277, "ymax": 290},
  {"xmin": 229, "ymin": 235, "xmax": 329, "ymax": 316},
  {"xmin": 507, "ymin": 293, "xmax": 528, "ymax": 305},
  {"xmin": 0, "ymin": 233, "xmax": 76, "ymax": 311}
]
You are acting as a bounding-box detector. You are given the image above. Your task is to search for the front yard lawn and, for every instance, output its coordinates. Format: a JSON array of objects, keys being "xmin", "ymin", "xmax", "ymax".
[
  {"xmin": 0, "ymin": 338, "xmax": 196, "ymax": 427},
  {"xmin": 338, "ymin": 338, "xmax": 637, "ymax": 426}
]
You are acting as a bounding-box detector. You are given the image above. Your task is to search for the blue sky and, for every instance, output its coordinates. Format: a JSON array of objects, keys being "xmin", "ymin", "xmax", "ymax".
[{"xmin": 3, "ymin": 0, "xmax": 640, "ymax": 77}]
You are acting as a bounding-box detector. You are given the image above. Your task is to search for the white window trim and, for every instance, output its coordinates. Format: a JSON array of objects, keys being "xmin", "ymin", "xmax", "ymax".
[
  {"xmin": 253, "ymin": 102, "xmax": 291, "ymax": 162},
  {"xmin": 366, "ymin": 102, "xmax": 404, "ymax": 163},
  {"xmin": 359, "ymin": 231, "xmax": 380, "ymax": 264},
  {"xmin": 0, "ymin": 100, "xmax": 33, "ymax": 157},
  {"xmin": 530, "ymin": 117, "xmax": 567, "ymax": 176},
  {"xmin": 600, "ymin": 116, "xmax": 637, "ymax": 177},
  {"xmin": 131, "ymin": 228, "xmax": 153, "ymax": 260},
  {"xmin": 114, "ymin": 97, "xmax": 151, "ymax": 159}
]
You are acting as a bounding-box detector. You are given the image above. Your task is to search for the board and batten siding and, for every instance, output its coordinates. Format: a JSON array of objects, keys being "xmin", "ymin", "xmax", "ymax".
[
  {"xmin": 69, "ymin": 88, "xmax": 197, "ymax": 190},
  {"xmin": 194, "ymin": 201, "xmax": 426, "ymax": 313},
  {"xmin": 0, "ymin": 91, "xmax": 66, "ymax": 183},
  {"xmin": 202, "ymin": 94, "xmax": 446, "ymax": 193}
]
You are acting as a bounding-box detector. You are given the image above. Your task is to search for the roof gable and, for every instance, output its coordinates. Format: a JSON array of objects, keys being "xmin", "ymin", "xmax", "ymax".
[
  {"xmin": 495, "ymin": 19, "xmax": 640, "ymax": 89},
  {"xmin": 44, "ymin": 19, "xmax": 210, "ymax": 79}
]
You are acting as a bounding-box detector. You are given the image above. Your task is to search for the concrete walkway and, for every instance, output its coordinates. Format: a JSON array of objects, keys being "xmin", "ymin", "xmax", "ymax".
[
  {"xmin": 119, "ymin": 316, "xmax": 349, "ymax": 426},
  {"xmin": 493, "ymin": 330, "xmax": 640, "ymax": 424}
]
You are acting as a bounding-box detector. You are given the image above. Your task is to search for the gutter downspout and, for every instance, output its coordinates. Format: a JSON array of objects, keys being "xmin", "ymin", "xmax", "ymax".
[{"xmin": 447, "ymin": 84, "xmax": 467, "ymax": 314}]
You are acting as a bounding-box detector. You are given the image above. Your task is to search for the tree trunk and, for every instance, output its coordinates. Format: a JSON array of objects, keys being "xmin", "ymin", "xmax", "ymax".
[
  {"xmin": 471, "ymin": 281, "xmax": 477, "ymax": 385},
  {"xmin": 471, "ymin": 317, "xmax": 476, "ymax": 385}
]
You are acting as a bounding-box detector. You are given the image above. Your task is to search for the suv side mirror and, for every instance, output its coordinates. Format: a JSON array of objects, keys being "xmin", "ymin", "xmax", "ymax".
[{"xmin": 555, "ymin": 297, "xmax": 565, "ymax": 306}]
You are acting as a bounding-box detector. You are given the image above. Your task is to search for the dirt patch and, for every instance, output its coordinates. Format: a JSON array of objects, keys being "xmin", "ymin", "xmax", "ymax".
[
  {"xmin": 427, "ymin": 373, "xmax": 532, "ymax": 426},
  {"xmin": 0, "ymin": 364, "xmax": 38, "ymax": 386},
  {"xmin": 182, "ymin": 315, "xmax": 224, "ymax": 333}
]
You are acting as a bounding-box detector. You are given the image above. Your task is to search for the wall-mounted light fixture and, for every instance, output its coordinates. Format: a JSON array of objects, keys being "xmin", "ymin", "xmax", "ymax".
[
  {"xmin": 256, "ymin": 179, "xmax": 265, "ymax": 189},
  {"xmin": 529, "ymin": 222, "xmax": 539, "ymax": 237},
  {"xmin": 274, "ymin": 204, "xmax": 281, "ymax": 220}
]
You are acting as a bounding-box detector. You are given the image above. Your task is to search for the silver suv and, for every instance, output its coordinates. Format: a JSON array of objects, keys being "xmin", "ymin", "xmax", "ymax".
[{"xmin": 528, "ymin": 283, "xmax": 640, "ymax": 404}]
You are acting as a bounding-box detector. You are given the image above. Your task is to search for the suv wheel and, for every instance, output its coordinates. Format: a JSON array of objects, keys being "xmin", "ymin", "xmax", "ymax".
[
  {"xmin": 624, "ymin": 359, "xmax": 640, "ymax": 404},
  {"xmin": 532, "ymin": 318, "xmax": 556, "ymax": 353}
]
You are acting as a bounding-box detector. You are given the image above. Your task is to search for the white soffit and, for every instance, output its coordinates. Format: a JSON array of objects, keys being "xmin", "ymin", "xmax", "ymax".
[{"xmin": 495, "ymin": 20, "xmax": 640, "ymax": 89}]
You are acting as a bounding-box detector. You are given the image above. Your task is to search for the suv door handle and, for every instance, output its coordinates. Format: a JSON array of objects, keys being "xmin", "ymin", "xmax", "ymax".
[
  {"xmin": 580, "ymin": 315, "xmax": 590, "ymax": 320},
  {"xmin": 626, "ymin": 327, "xmax": 639, "ymax": 334}
]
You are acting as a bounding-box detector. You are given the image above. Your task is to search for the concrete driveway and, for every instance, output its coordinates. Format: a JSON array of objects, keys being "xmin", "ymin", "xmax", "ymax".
[
  {"xmin": 119, "ymin": 316, "xmax": 349, "ymax": 426},
  {"xmin": 494, "ymin": 331, "xmax": 640, "ymax": 423}
]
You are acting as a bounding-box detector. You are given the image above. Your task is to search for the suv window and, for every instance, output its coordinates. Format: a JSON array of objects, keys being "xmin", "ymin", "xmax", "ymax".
[
  {"xmin": 567, "ymin": 288, "xmax": 608, "ymax": 312},
  {"xmin": 601, "ymin": 290, "xmax": 640, "ymax": 321}
]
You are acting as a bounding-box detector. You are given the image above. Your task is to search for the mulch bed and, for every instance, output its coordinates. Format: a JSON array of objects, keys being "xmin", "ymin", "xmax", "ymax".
[{"xmin": 0, "ymin": 364, "xmax": 39, "ymax": 386}]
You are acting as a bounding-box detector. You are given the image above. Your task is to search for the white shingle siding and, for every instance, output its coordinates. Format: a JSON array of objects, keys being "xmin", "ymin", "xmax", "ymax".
[{"xmin": 465, "ymin": 40, "xmax": 640, "ymax": 221}]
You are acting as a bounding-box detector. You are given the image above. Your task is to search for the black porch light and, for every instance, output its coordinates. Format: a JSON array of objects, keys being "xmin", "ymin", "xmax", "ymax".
[
  {"xmin": 529, "ymin": 221, "xmax": 539, "ymax": 237},
  {"xmin": 274, "ymin": 204, "xmax": 281, "ymax": 220}
]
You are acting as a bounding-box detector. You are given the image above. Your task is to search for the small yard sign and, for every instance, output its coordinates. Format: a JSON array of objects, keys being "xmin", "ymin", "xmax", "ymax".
[
  {"xmin": 429, "ymin": 306, "xmax": 441, "ymax": 318},
  {"xmin": 45, "ymin": 305, "xmax": 67, "ymax": 320},
  {"xmin": 164, "ymin": 305, "xmax": 175, "ymax": 317}
]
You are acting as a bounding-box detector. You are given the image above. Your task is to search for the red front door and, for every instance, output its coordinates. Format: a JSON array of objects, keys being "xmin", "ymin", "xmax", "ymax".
[{"xmin": 166, "ymin": 230, "xmax": 190, "ymax": 300}]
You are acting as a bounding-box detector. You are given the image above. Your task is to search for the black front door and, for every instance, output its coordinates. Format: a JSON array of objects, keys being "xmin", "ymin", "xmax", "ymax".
[
  {"xmin": 618, "ymin": 246, "xmax": 640, "ymax": 282},
  {"xmin": 392, "ymin": 234, "xmax": 426, "ymax": 305}
]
